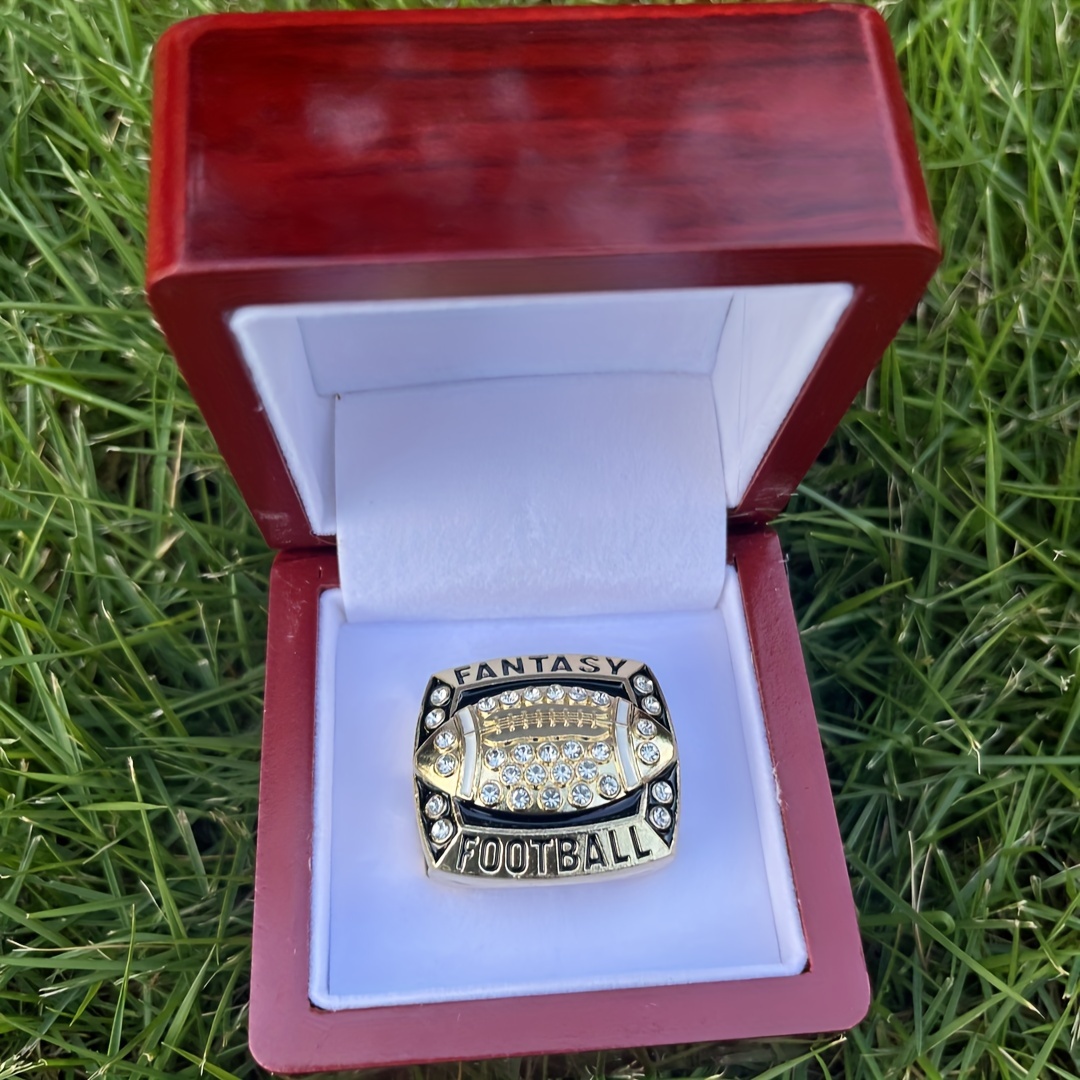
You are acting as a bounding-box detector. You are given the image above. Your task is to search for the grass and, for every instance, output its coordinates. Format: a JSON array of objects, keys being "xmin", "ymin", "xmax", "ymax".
[{"xmin": 0, "ymin": 0, "xmax": 1077, "ymax": 1077}]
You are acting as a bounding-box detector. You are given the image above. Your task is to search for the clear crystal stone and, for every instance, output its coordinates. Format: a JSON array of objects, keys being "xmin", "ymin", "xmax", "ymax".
[
  {"xmin": 539, "ymin": 786, "xmax": 562, "ymax": 810},
  {"xmin": 538, "ymin": 742, "xmax": 560, "ymax": 763},
  {"xmin": 430, "ymin": 685, "xmax": 450, "ymax": 706},
  {"xmin": 523, "ymin": 686, "xmax": 542, "ymax": 703},
  {"xmin": 649, "ymin": 805, "xmax": 672, "ymax": 830},
  {"xmin": 525, "ymin": 763, "xmax": 547, "ymax": 786},
  {"xmin": 424, "ymin": 794, "xmax": 447, "ymax": 818},
  {"xmin": 431, "ymin": 818, "xmax": 454, "ymax": 843},
  {"xmin": 509, "ymin": 786, "xmax": 532, "ymax": 811},
  {"xmin": 551, "ymin": 762, "xmax": 573, "ymax": 784},
  {"xmin": 424, "ymin": 708, "xmax": 445, "ymax": 730},
  {"xmin": 598, "ymin": 775, "xmax": 620, "ymax": 799},
  {"xmin": 435, "ymin": 753, "xmax": 458, "ymax": 776},
  {"xmin": 577, "ymin": 760, "xmax": 598, "ymax": 781},
  {"xmin": 434, "ymin": 729, "xmax": 456, "ymax": 750},
  {"xmin": 591, "ymin": 742, "xmax": 611, "ymax": 762},
  {"xmin": 501, "ymin": 764, "xmax": 522, "ymax": 785},
  {"xmin": 512, "ymin": 743, "xmax": 534, "ymax": 764},
  {"xmin": 569, "ymin": 783, "xmax": 593, "ymax": 808},
  {"xmin": 589, "ymin": 690, "xmax": 610, "ymax": 706},
  {"xmin": 562, "ymin": 740, "xmax": 584, "ymax": 761},
  {"xmin": 545, "ymin": 684, "xmax": 565, "ymax": 701},
  {"xmin": 633, "ymin": 674, "xmax": 654, "ymax": 695},
  {"xmin": 568, "ymin": 686, "xmax": 588, "ymax": 702},
  {"xmin": 636, "ymin": 718, "xmax": 657, "ymax": 738},
  {"xmin": 499, "ymin": 689, "xmax": 520, "ymax": 706},
  {"xmin": 477, "ymin": 696, "xmax": 497, "ymax": 712},
  {"xmin": 652, "ymin": 780, "xmax": 674, "ymax": 804},
  {"xmin": 642, "ymin": 695, "xmax": 662, "ymax": 716},
  {"xmin": 485, "ymin": 747, "xmax": 507, "ymax": 769},
  {"xmin": 480, "ymin": 781, "xmax": 501, "ymax": 806},
  {"xmin": 637, "ymin": 741, "xmax": 661, "ymax": 765}
]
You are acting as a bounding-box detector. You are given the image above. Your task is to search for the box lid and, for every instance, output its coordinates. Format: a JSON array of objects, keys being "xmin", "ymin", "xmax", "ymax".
[{"xmin": 147, "ymin": 3, "xmax": 938, "ymax": 550}]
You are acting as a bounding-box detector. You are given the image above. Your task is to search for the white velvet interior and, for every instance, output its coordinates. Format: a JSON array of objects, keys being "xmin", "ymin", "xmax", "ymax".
[
  {"xmin": 233, "ymin": 283, "xmax": 851, "ymax": 1008},
  {"xmin": 230, "ymin": 284, "xmax": 853, "ymax": 542},
  {"xmin": 334, "ymin": 373, "xmax": 728, "ymax": 622},
  {"xmin": 309, "ymin": 566, "xmax": 807, "ymax": 1010}
]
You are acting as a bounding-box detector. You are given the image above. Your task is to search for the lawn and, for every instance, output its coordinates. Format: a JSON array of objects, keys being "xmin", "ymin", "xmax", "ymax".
[{"xmin": 0, "ymin": 0, "xmax": 1077, "ymax": 1078}]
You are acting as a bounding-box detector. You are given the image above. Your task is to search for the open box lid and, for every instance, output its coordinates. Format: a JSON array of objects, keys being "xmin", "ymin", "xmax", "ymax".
[{"xmin": 146, "ymin": 3, "xmax": 938, "ymax": 554}]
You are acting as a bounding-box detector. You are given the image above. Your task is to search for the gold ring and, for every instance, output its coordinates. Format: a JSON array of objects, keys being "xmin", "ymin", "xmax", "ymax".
[{"xmin": 413, "ymin": 654, "xmax": 678, "ymax": 881}]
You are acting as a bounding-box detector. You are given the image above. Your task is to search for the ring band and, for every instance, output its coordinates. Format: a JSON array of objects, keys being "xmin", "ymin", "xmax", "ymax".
[{"xmin": 414, "ymin": 654, "xmax": 678, "ymax": 881}]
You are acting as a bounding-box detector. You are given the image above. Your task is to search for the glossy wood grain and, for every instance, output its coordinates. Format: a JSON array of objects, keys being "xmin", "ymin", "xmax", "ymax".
[
  {"xmin": 253, "ymin": 534, "xmax": 868, "ymax": 1073},
  {"xmin": 180, "ymin": 8, "xmax": 918, "ymax": 261},
  {"xmin": 147, "ymin": 4, "xmax": 938, "ymax": 547}
]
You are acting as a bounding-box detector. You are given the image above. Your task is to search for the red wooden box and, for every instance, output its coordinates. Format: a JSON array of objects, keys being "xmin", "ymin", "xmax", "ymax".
[{"xmin": 146, "ymin": 5, "xmax": 938, "ymax": 1072}]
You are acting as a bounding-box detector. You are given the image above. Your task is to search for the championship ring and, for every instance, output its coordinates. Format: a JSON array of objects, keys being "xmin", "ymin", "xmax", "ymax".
[{"xmin": 414, "ymin": 654, "xmax": 678, "ymax": 881}]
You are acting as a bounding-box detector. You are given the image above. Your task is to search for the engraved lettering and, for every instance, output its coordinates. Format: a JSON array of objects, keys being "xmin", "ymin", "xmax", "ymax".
[
  {"xmin": 528, "ymin": 836, "xmax": 555, "ymax": 875},
  {"xmin": 606, "ymin": 658, "xmax": 628, "ymax": 675},
  {"xmin": 630, "ymin": 825, "xmax": 652, "ymax": 859},
  {"xmin": 585, "ymin": 833, "xmax": 607, "ymax": 870},
  {"xmin": 557, "ymin": 837, "xmax": 580, "ymax": 873},
  {"xmin": 458, "ymin": 833, "xmax": 480, "ymax": 872},
  {"xmin": 479, "ymin": 837, "xmax": 502, "ymax": 874},
  {"xmin": 579, "ymin": 656, "xmax": 601, "ymax": 673},
  {"xmin": 528, "ymin": 655, "xmax": 548, "ymax": 673},
  {"xmin": 608, "ymin": 828, "xmax": 631, "ymax": 864},
  {"xmin": 453, "ymin": 666, "xmax": 472, "ymax": 686},
  {"xmin": 475, "ymin": 663, "xmax": 497, "ymax": 681},
  {"xmin": 505, "ymin": 838, "xmax": 528, "ymax": 876},
  {"xmin": 551, "ymin": 655, "xmax": 572, "ymax": 673},
  {"xmin": 501, "ymin": 657, "xmax": 525, "ymax": 677}
]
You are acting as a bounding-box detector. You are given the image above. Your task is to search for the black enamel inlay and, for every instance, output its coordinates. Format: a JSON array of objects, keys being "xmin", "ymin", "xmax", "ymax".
[
  {"xmin": 456, "ymin": 676, "xmax": 629, "ymax": 714},
  {"xmin": 459, "ymin": 789, "xmax": 642, "ymax": 830}
]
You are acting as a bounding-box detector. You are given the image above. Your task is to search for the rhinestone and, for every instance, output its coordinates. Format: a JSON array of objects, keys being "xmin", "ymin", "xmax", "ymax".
[
  {"xmin": 598, "ymin": 775, "xmax": 621, "ymax": 799},
  {"xmin": 499, "ymin": 689, "xmax": 520, "ymax": 706},
  {"xmin": 546, "ymin": 684, "xmax": 565, "ymax": 702},
  {"xmin": 430, "ymin": 685, "xmax": 450, "ymax": 706},
  {"xmin": 636, "ymin": 718, "xmax": 657, "ymax": 738},
  {"xmin": 577, "ymin": 760, "xmax": 598, "ymax": 781},
  {"xmin": 642, "ymin": 695, "xmax": 662, "ymax": 716},
  {"xmin": 525, "ymin": 763, "xmax": 547, "ymax": 786},
  {"xmin": 538, "ymin": 742, "xmax": 560, "ymax": 763},
  {"xmin": 569, "ymin": 783, "xmax": 593, "ymax": 808},
  {"xmin": 633, "ymin": 674, "xmax": 654, "ymax": 695},
  {"xmin": 512, "ymin": 743, "xmax": 534, "ymax": 764},
  {"xmin": 551, "ymin": 762, "xmax": 573, "ymax": 784},
  {"xmin": 591, "ymin": 742, "xmax": 611, "ymax": 762},
  {"xmin": 652, "ymin": 780, "xmax": 674, "ymax": 804},
  {"xmin": 649, "ymin": 805, "xmax": 672, "ymax": 830},
  {"xmin": 424, "ymin": 794, "xmax": 448, "ymax": 819},
  {"xmin": 431, "ymin": 818, "xmax": 454, "ymax": 844},
  {"xmin": 434, "ymin": 728, "xmax": 456, "ymax": 750},
  {"xmin": 477, "ymin": 696, "xmax": 497, "ymax": 712},
  {"xmin": 523, "ymin": 686, "xmax": 542, "ymax": 703},
  {"xmin": 562, "ymin": 740, "xmax": 584, "ymax": 761},
  {"xmin": 485, "ymin": 747, "xmax": 507, "ymax": 769},
  {"xmin": 424, "ymin": 708, "xmax": 445, "ymax": 730},
  {"xmin": 637, "ymin": 742, "xmax": 661, "ymax": 765},
  {"xmin": 568, "ymin": 686, "xmax": 588, "ymax": 702},
  {"xmin": 510, "ymin": 786, "xmax": 532, "ymax": 810},
  {"xmin": 539, "ymin": 787, "xmax": 562, "ymax": 810},
  {"xmin": 435, "ymin": 753, "xmax": 458, "ymax": 776},
  {"xmin": 480, "ymin": 781, "xmax": 501, "ymax": 806},
  {"xmin": 589, "ymin": 690, "xmax": 610, "ymax": 706},
  {"xmin": 502, "ymin": 764, "xmax": 522, "ymax": 785}
]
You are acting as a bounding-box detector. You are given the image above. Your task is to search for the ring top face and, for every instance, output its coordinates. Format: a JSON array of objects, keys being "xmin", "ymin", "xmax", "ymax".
[{"xmin": 413, "ymin": 654, "xmax": 678, "ymax": 881}]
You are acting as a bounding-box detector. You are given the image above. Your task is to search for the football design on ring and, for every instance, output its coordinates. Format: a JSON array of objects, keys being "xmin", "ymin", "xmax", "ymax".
[{"xmin": 413, "ymin": 654, "xmax": 678, "ymax": 881}]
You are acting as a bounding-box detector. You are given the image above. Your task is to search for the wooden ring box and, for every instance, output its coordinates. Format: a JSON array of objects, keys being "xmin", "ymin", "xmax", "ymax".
[{"xmin": 146, "ymin": 5, "xmax": 938, "ymax": 1071}]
